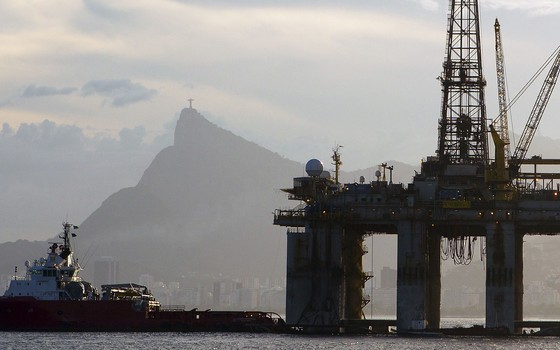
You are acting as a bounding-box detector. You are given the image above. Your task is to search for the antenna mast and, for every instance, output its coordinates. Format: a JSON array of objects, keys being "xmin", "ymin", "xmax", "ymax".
[{"xmin": 332, "ymin": 145, "xmax": 342, "ymax": 184}]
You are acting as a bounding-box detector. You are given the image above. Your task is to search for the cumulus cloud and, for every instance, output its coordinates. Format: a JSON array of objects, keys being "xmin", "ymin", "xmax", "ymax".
[
  {"xmin": 1, "ymin": 123, "xmax": 13, "ymax": 136},
  {"xmin": 22, "ymin": 84, "xmax": 77, "ymax": 98},
  {"xmin": 81, "ymin": 79, "xmax": 157, "ymax": 107},
  {"xmin": 14, "ymin": 120, "xmax": 84, "ymax": 150},
  {"xmin": 0, "ymin": 119, "xmax": 173, "ymax": 241},
  {"xmin": 1, "ymin": 119, "xmax": 170, "ymax": 158},
  {"xmin": 119, "ymin": 125, "xmax": 146, "ymax": 148}
]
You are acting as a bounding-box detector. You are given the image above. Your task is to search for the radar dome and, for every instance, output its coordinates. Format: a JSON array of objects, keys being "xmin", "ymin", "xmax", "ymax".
[{"xmin": 305, "ymin": 159, "xmax": 324, "ymax": 177}]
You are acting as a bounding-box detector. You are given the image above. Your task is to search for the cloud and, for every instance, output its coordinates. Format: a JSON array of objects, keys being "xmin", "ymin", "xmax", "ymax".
[
  {"xmin": 22, "ymin": 84, "xmax": 77, "ymax": 98},
  {"xmin": 1, "ymin": 123, "xmax": 13, "ymax": 136},
  {"xmin": 405, "ymin": 0, "xmax": 440, "ymax": 11},
  {"xmin": 485, "ymin": 0, "xmax": 560, "ymax": 15},
  {"xmin": 14, "ymin": 120, "xmax": 84, "ymax": 150},
  {"xmin": 0, "ymin": 119, "xmax": 172, "ymax": 241},
  {"xmin": 81, "ymin": 79, "xmax": 157, "ymax": 107},
  {"xmin": 119, "ymin": 125, "xmax": 146, "ymax": 148},
  {"xmin": 0, "ymin": 99, "xmax": 13, "ymax": 108},
  {"xmin": 82, "ymin": 0, "xmax": 126, "ymax": 20},
  {"xmin": 0, "ymin": 0, "xmax": 556, "ymax": 173}
]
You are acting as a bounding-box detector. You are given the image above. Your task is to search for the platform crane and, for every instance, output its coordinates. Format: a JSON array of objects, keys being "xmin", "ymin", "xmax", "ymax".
[
  {"xmin": 509, "ymin": 47, "xmax": 560, "ymax": 178},
  {"xmin": 493, "ymin": 19, "xmax": 511, "ymax": 161},
  {"xmin": 487, "ymin": 20, "xmax": 560, "ymax": 193},
  {"xmin": 486, "ymin": 19, "xmax": 512, "ymax": 199}
]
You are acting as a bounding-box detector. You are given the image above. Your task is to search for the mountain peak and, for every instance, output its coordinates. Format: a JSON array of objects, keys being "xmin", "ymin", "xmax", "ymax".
[{"xmin": 174, "ymin": 107, "xmax": 214, "ymax": 147}]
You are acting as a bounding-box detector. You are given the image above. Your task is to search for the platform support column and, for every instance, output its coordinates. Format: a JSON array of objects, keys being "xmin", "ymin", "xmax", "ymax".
[
  {"xmin": 514, "ymin": 231, "xmax": 524, "ymax": 333},
  {"xmin": 426, "ymin": 230, "xmax": 441, "ymax": 330},
  {"xmin": 396, "ymin": 220, "xmax": 429, "ymax": 332},
  {"xmin": 485, "ymin": 221, "xmax": 521, "ymax": 333},
  {"xmin": 342, "ymin": 228, "xmax": 365, "ymax": 321},
  {"xmin": 285, "ymin": 221, "xmax": 343, "ymax": 332}
]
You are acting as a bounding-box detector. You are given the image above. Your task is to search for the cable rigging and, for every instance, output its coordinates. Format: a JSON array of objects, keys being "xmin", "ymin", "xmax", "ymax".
[{"xmin": 441, "ymin": 236, "xmax": 479, "ymax": 265}]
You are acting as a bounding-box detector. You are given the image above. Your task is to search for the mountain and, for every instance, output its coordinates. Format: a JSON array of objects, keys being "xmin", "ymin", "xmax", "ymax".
[
  {"xmin": 0, "ymin": 240, "xmax": 45, "ymax": 282},
  {"xmin": 72, "ymin": 107, "xmax": 302, "ymax": 283}
]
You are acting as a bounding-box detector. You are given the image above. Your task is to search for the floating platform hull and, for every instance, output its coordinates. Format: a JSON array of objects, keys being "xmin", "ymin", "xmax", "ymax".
[{"xmin": 0, "ymin": 297, "xmax": 285, "ymax": 332}]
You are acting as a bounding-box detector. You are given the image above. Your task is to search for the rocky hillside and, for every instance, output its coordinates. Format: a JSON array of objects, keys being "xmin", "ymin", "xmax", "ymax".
[{"xmin": 75, "ymin": 107, "xmax": 302, "ymax": 283}]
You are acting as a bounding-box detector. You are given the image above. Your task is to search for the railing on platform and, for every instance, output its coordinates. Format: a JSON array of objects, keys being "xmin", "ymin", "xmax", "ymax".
[
  {"xmin": 287, "ymin": 227, "xmax": 306, "ymax": 234},
  {"xmin": 160, "ymin": 305, "xmax": 186, "ymax": 311},
  {"xmin": 274, "ymin": 209, "xmax": 306, "ymax": 219}
]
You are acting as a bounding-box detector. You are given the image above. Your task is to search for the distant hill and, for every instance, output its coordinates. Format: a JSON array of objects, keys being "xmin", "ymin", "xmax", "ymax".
[
  {"xmin": 74, "ymin": 107, "xmax": 303, "ymax": 283},
  {"xmin": 0, "ymin": 240, "xmax": 45, "ymax": 283}
]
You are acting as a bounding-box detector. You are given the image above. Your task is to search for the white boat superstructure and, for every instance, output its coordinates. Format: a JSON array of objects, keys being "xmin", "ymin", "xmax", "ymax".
[{"xmin": 3, "ymin": 222, "xmax": 97, "ymax": 301}]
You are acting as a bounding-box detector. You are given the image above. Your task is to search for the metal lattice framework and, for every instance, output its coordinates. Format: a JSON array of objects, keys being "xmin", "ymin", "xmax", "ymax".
[
  {"xmin": 493, "ymin": 19, "xmax": 511, "ymax": 162},
  {"xmin": 511, "ymin": 49, "xmax": 560, "ymax": 164},
  {"xmin": 437, "ymin": 0, "xmax": 488, "ymax": 165}
]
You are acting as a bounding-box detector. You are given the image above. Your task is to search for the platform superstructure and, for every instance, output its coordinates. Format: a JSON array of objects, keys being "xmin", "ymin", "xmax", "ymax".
[{"xmin": 274, "ymin": 0, "xmax": 560, "ymax": 334}]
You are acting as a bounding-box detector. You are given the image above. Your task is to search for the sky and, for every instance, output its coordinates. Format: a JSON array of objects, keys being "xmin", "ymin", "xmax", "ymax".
[{"xmin": 0, "ymin": 0, "xmax": 559, "ymax": 240}]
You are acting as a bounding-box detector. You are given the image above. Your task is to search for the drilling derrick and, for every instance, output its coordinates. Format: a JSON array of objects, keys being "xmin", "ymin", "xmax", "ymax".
[
  {"xmin": 431, "ymin": 3, "xmax": 490, "ymax": 318},
  {"xmin": 438, "ymin": 0, "xmax": 488, "ymax": 165}
]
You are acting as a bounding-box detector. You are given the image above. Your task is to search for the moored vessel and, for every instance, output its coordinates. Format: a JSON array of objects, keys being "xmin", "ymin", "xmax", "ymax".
[{"xmin": 0, "ymin": 223, "xmax": 284, "ymax": 332}]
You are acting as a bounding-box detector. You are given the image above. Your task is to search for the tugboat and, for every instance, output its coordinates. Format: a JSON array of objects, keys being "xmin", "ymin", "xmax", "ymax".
[{"xmin": 0, "ymin": 222, "xmax": 285, "ymax": 332}]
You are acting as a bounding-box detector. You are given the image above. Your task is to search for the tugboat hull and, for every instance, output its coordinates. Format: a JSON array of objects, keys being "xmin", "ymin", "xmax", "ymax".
[{"xmin": 0, "ymin": 297, "xmax": 284, "ymax": 332}]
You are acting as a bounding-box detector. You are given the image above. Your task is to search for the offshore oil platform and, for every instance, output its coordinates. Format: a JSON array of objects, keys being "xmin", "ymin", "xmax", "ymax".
[{"xmin": 274, "ymin": 0, "xmax": 560, "ymax": 334}]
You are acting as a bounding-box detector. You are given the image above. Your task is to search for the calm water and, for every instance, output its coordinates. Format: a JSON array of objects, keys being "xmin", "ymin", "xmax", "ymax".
[
  {"xmin": 2, "ymin": 332, "xmax": 560, "ymax": 350},
  {"xmin": 1, "ymin": 318, "xmax": 558, "ymax": 349}
]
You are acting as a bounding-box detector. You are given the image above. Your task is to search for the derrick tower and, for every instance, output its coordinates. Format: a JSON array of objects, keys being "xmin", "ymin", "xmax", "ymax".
[{"xmin": 438, "ymin": 0, "xmax": 488, "ymax": 165}]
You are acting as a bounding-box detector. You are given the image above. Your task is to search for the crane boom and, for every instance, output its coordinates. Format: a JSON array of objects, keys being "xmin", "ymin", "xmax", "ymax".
[
  {"xmin": 511, "ymin": 48, "xmax": 560, "ymax": 167},
  {"xmin": 493, "ymin": 19, "xmax": 510, "ymax": 161}
]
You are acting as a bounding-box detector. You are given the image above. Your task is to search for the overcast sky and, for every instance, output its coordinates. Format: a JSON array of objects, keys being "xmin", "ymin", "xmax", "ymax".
[{"xmin": 0, "ymin": 0, "xmax": 559, "ymax": 241}]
